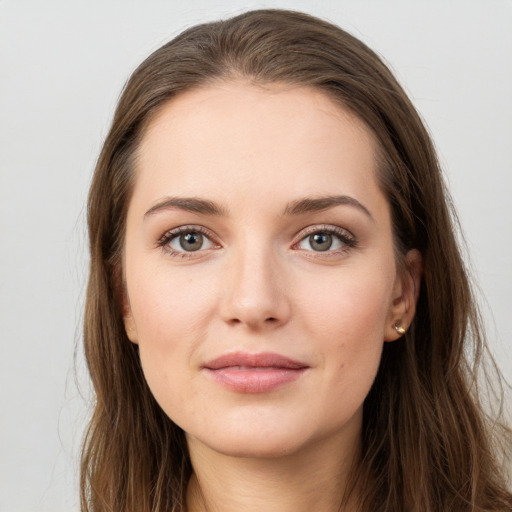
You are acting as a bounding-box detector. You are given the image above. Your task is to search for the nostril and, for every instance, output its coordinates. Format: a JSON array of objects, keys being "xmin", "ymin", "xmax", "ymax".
[{"xmin": 265, "ymin": 317, "xmax": 277, "ymax": 323}]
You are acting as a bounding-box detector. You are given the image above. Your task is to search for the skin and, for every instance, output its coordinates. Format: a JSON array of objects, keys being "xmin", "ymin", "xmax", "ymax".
[{"xmin": 123, "ymin": 81, "xmax": 422, "ymax": 512}]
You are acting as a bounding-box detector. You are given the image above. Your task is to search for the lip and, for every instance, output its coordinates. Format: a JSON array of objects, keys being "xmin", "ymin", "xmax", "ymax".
[{"xmin": 202, "ymin": 351, "xmax": 309, "ymax": 393}]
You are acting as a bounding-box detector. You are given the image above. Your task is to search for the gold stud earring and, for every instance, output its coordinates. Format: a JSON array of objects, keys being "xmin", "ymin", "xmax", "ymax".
[{"xmin": 394, "ymin": 321, "xmax": 406, "ymax": 335}]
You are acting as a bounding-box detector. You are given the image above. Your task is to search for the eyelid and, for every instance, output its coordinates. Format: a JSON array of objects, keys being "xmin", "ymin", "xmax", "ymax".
[
  {"xmin": 292, "ymin": 224, "xmax": 357, "ymax": 253},
  {"xmin": 156, "ymin": 223, "xmax": 357, "ymax": 259},
  {"xmin": 157, "ymin": 224, "xmax": 221, "ymax": 256}
]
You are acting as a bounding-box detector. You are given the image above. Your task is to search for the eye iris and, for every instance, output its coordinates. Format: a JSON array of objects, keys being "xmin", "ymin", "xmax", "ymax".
[
  {"xmin": 310, "ymin": 233, "xmax": 332, "ymax": 251},
  {"xmin": 180, "ymin": 232, "xmax": 203, "ymax": 251}
]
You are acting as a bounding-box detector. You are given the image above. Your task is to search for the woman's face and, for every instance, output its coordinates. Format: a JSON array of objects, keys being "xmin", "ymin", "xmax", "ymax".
[{"xmin": 123, "ymin": 82, "xmax": 417, "ymax": 458}]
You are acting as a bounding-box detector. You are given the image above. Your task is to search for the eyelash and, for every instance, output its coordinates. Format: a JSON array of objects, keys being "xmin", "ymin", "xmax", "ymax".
[
  {"xmin": 157, "ymin": 225, "xmax": 219, "ymax": 259},
  {"xmin": 293, "ymin": 224, "xmax": 357, "ymax": 257},
  {"xmin": 157, "ymin": 224, "xmax": 357, "ymax": 259}
]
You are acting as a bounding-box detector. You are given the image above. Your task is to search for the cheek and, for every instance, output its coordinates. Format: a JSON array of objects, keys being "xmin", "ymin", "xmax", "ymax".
[
  {"xmin": 128, "ymin": 267, "xmax": 219, "ymax": 423},
  {"xmin": 299, "ymin": 269, "xmax": 392, "ymax": 412},
  {"xmin": 125, "ymin": 263, "xmax": 216, "ymax": 388},
  {"xmin": 296, "ymin": 266, "xmax": 394, "ymax": 345},
  {"xmin": 128, "ymin": 261, "xmax": 218, "ymax": 343},
  {"xmin": 295, "ymin": 264, "xmax": 393, "ymax": 396}
]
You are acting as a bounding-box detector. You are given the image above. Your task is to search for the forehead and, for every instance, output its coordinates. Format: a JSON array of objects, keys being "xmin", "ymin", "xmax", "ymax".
[
  {"xmin": 140, "ymin": 81, "xmax": 374, "ymax": 153},
  {"xmin": 134, "ymin": 81, "xmax": 381, "ymax": 208}
]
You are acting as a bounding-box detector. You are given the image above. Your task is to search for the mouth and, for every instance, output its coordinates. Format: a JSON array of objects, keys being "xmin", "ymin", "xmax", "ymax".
[{"xmin": 202, "ymin": 352, "xmax": 309, "ymax": 393}]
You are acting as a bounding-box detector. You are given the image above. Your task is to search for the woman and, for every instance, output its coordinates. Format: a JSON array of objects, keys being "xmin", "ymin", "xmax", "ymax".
[{"xmin": 81, "ymin": 9, "xmax": 512, "ymax": 512}]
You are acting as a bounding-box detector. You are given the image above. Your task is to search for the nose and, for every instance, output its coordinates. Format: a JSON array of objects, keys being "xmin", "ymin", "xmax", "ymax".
[{"xmin": 219, "ymin": 244, "xmax": 291, "ymax": 330}]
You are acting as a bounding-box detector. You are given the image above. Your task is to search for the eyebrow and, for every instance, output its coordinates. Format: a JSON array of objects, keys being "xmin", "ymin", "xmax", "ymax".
[
  {"xmin": 144, "ymin": 196, "xmax": 228, "ymax": 218},
  {"xmin": 144, "ymin": 194, "xmax": 373, "ymax": 221},
  {"xmin": 283, "ymin": 195, "xmax": 374, "ymax": 221}
]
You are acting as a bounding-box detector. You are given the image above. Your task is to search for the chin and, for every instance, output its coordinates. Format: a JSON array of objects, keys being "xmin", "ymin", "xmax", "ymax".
[
  {"xmin": 187, "ymin": 424, "xmax": 312, "ymax": 460},
  {"xmin": 204, "ymin": 440, "xmax": 304, "ymax": 460}
]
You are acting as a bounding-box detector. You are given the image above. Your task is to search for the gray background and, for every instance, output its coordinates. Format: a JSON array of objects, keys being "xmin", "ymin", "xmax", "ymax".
[{"xmin": 1, "ymin": 1, "xmax": 511, "ymax": 510}]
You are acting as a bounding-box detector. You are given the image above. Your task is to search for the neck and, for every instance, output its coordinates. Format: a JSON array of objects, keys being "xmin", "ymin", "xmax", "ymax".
[{"xmin": 185, "ymin": 428, "xmax": 361, "ymax": 512}]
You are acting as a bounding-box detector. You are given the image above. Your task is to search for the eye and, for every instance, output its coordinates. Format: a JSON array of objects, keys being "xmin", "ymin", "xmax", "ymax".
[
  {"xmin": 158, "ymin": 226, "xmax": 218, "ymax": 255},
  {"xmin": 302, "ymin": 232, "xmax": 337, "ymax": 252},
  {"xmin": 169, "ymin": 231, "xmax": 212, "ymax": 252},
  {"xmin": 295, "ymin": 226, "xmax": 356, "ymax": 253}
]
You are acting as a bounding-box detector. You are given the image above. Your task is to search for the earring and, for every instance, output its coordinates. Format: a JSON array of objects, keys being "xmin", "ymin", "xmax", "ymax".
[{"xmin": 394, "ymin": 321, "xmax": 406, "ymax": 335}]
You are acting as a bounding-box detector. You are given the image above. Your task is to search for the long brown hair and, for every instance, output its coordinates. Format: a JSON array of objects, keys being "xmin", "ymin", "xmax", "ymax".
[{"xmin": 82, "ymin": 9, "xmax": 512, "ymax": 511}]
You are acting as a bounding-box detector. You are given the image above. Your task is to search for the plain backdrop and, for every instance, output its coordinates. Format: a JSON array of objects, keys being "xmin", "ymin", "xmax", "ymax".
[{"xmin": 1, "ymin": 1, "xmax": 511, "ymax": 510}]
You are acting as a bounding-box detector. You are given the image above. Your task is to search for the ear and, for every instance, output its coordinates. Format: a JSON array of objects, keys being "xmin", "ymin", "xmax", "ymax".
[
  {"xmin": 384, "ymin": 249, "xmax": 423, "ymax": 342},
  {"xmin": 122, "ymin": 284, "xmax": 139, "ymax": 344}
]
